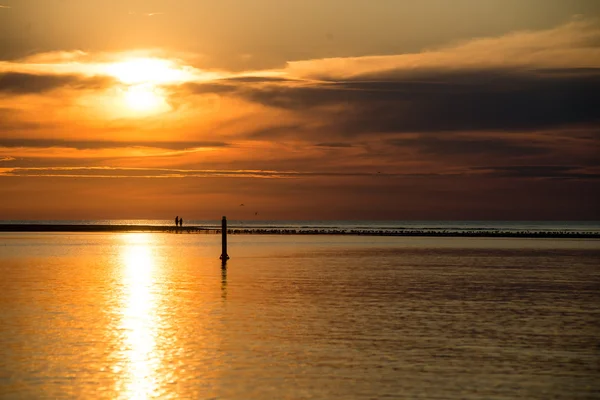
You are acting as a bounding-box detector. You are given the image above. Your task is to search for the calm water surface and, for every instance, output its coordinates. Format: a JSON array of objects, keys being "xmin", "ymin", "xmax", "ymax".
[{"xmin": 0, "ymin": 233, "xmax": 599, "ymax": 399}]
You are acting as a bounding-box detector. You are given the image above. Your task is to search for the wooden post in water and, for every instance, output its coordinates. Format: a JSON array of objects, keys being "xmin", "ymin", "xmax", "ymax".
[{"xmin": 220, "ymin": 216, "xmax": 230, "ymax": 263}]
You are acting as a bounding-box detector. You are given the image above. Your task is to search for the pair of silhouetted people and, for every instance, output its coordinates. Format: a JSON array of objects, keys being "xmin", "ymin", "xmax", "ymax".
[{"xmin": 175, "ymin": 216, "xmax": 183, "ymax": 227}]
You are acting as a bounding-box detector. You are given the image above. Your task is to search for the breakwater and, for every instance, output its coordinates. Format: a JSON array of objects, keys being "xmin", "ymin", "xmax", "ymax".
[
  {"xmin": 1, "ymin": 224, "xmax": 599, "ymax": 238},
  {"xmin": 0, "ymin": 224, "xmax": 205, "ymax": 233}
]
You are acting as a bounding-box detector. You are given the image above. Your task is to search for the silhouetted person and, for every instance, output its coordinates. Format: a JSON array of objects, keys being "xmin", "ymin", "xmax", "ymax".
[
  {"xmin": 179, "ymin": 217, "xmax": 183, "ymax": 227},
  {"xmin": 175, "ymin": 216, "xmax": 179, "ymax": 227}
]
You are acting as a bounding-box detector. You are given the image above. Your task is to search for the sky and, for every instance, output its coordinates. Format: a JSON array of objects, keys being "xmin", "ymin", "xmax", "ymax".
[{"xmin": 0, "ymin": 0, "xmax": 599, "ymax": 220}]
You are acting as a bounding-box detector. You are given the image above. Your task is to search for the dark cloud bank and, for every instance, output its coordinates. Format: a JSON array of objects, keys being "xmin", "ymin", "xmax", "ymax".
[
  {"xmin": 186, "ymin": 68, "xmax": 600, "ymax": 136},
  {"xmin": 0, "ymin": 72, "xmax": 112, "ymax": 94}
]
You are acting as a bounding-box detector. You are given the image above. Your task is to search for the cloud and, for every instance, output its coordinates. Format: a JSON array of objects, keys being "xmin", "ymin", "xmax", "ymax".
[
  {"xmin": 178, "ymin": 19, "xmax": 600, "ymax": 138},
  {"xmin": 219, "ymin": 76, "xmax": 296, "ymax": 83},
  {"xmin": 0, "ymin": 72, "xmax": 112, "ymax": 94},
  {"xmin": 471, "ymin": 165, "xmax": 600, "ymax": 180},
  {"xmin": 286, "ymin": 18, "xmax": 600, "ymax": 81},
  {"xmin": 2, "ymin": 164, "xmax": 596, "ymax": 181},
  {"xmin": 0, "ymin": 166, "xmax": 388, "ymax": 179},
  {"xmin": 0, "ymin": 107, "xmax": 52, "ymax": 131},
  {"xmin": 0, "ymin": 139, "xmax": 229, "ymax": 150},
  {"xmin": 199, "ymin": 69, "xmax": 600, "ymax": 137},
  {"xmin": 315, "ymin": 142, "xmax": 354, "ymax": 148},
  {"xmin": 387, "ymin": 136, "xmax": 549, "ymax": 157},
  {"xmin": 0, "ymin": 50, "xmax": 219, "ymax": 87}
]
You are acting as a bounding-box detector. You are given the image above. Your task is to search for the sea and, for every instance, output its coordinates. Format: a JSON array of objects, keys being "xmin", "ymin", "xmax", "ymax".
[{"xmin": 1, "ymin": 222, "xmax": 599, "ymax": 399}]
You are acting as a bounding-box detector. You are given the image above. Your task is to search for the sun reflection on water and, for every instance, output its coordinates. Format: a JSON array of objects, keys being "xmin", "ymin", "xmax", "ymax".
[{"xmin": 117, "ymin": 233, "xmax": 162, "ymax": 399}]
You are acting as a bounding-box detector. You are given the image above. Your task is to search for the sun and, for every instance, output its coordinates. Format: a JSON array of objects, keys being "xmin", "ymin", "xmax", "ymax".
[
  {"xmin": 103, "ymin": 57, "xmax": 193, "ymax": 115},
  {"xmin": 123, "ymin": 84, "xmax": 169, "ymax": 113},
  {"xmin": 106, "ymin": 58, "xmax": 191, "ymax": 85}
]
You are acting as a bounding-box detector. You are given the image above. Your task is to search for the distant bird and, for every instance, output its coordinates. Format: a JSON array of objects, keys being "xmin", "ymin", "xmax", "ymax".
[
  {"xmin": 255, "ymin": 212, "xmax": 259, "ymax": 216},
  {"xmin": 239, "ymin": 203, "xmax": 245, "ymax": 206}
]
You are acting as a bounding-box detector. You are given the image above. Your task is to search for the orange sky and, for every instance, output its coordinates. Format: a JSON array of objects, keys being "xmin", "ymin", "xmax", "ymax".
[{"xmin": 0, "ymin": 1, "xmax": 599, "ymax": 220}]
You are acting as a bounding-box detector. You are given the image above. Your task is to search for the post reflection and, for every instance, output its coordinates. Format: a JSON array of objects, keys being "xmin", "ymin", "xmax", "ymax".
[
  {"xmin": 116, "ymin": 233, "xmax": 162, "ymax": 399},
  {"xmin": 221, "ymin": 265, "xmax": 227, "ymax": 301}
]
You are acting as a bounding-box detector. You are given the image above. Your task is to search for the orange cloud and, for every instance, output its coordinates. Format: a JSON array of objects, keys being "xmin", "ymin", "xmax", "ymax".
[{"xmin": 285, "ymin": 18, "xmax": 600, "ymax": 80}]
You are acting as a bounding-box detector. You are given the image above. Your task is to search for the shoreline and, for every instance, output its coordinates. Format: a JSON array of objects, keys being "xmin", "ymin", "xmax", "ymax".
[{"xmin": 0, "ymin": 224, "xmax": 598, "ymax": 238}]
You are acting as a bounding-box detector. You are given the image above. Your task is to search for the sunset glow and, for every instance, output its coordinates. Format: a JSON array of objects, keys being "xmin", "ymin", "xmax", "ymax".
[
  {"xmin": 122, "ymin": 84, "xmax": 170, "ymax": 114},
  {"xmin": 0, "ymin": 1, "xmax": 598, "ymax": 220},
  {"xmin": 1, "ymin": 3, "xmax": 599, "ymax": 399},
  {"xmin": 105, "ymin": 58, "xmax": 193, "ymax": 85},
  {"xmin": 102, "ymin": 57, "xmax": 194, "ymax": 114}
]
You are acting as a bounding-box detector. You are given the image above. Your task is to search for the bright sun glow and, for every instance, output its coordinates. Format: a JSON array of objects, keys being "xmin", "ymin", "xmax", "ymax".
[
  {"xmin": 106, "ymin": 58, "xmax": 191, "ymax": 85},
  {"xmin": 123, "ymin": 84, "xmax": 169, "ymax": 113},
  {"xmin": 104, "ymin": 57, "xmax": 193, "ymax": 115},
  {"xmin": 119, "ymin": 233, "xmax": 161, "ymax": 399}
]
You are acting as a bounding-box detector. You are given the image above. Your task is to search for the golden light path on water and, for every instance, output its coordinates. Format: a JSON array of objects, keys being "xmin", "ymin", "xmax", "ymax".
[
  {"xmin": 117, "ymin": 233, "xmax": 162, "ymax": 399},
  {"xmin": 1, "ymin": 234, "xmax": 599, "ymax": 398}
]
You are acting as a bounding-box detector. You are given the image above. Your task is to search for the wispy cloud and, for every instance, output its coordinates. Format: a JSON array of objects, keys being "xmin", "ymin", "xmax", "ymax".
[
  {"xmin": 0, "ymin": 72, "xmax": 113, "ymax": 94},
  {"xmin": 0, "ymin": 5, "xmax": 11, "ymax": 9},
  {"xmin": 286, "ymin": 18, "xmax": 600, "ymax": 80},
  {"xmin": 175, "ymin": 18, "xmax": 600, "ymax": 141},
  {"xmin": 0, "ymin": 139, "xmax": 229, "ymax": 151},
  {"xmin": 2, "ymin": 164, "xmax": 597, "ymax": 181},
  {"xmin": 387, "ymin": 136, "xmax": 549, "ymax": 157},
  {"xmin": 0, "ymin": 166, "xmax": 457, "ymax": 179},
  {"xmin": 0, "ymin": 50, "xmax": 221, "ymax": 85},
  {"xmin": 470, "ymin": 165, "xmax": 600, "ymax": 180}
]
